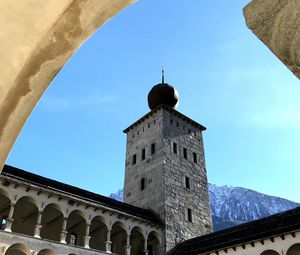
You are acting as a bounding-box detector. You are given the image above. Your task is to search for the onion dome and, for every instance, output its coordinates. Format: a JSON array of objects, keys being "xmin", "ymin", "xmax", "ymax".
[{"xmin": 147, "ymin": 69, "xmax": 179, "ymax": 110}]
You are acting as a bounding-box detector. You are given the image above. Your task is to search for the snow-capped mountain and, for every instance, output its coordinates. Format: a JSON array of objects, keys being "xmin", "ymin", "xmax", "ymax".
[
  {"xmin": 208, "ymin": 184, "xmax": 299, "ymax": 230},
  {"xmin": 109, "ymin": 184, "xmax": 299, "ymax": 231}
]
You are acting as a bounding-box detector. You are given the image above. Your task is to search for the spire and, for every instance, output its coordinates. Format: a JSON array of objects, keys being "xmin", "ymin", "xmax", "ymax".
[{"xmin": 162, "ymin": 67, "xmax": 165, "ymax": 84}]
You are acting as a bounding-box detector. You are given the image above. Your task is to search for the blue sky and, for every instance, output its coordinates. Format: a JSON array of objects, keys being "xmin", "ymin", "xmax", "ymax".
[{"xmin": 6, "ymin": 0, "xmax": 300, "ymax": 202}]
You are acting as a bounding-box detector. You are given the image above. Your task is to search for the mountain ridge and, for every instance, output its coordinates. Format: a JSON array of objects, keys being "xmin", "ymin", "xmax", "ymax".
[{"xmin": 109, "ymin": 184, "xmax": 299, "ymax": 231}]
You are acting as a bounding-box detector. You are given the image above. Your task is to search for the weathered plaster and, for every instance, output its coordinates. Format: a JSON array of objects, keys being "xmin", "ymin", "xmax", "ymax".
[
  {"xmin": 244, "ymin": 0, "xmax": 300, "ymax": 79},
  {"xmin": 0, "ymin": 0, "xmax": 136, "ymax": 170}
]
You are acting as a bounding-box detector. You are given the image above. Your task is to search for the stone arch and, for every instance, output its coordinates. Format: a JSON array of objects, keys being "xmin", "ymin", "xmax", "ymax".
[
  {"xmin": 130, "ymin": 226, "xmax": 145, "ymax": 255},
  {"xmin": 37, "ymin": 249, "xmax": 56, "ymax": 255},
  {"xmin": 40, "ymin": 203, "xmax": 64, "ymax": 241},
  {"xmin": 89, "ymin": 215, "xmax": 108, "ymax": 251},
  {"xmin": 4, "ymin": 243, "xmax": 31, "ymax": 255},
  {"xmin": 0, "ymin": 187, "xmax": 11, "ymax": 230},
  {"xmin": 260, "ymin": 250, "xmax": 280, "ymax": 255},
  {"xmin": 147, "ymin": 231, "xmax": 161, "ymax": 255},
  {"xmin": 111, "ymin": 221, "xmax": 127, "ymax": 255},
  {"xmin": 0, "ymin": 0, "xmax": 135, "ymax": 171},
  {"xmin": 287, "ymin": 243, "xmax": 300, "ymax": 255},
  {"xmin": 66, "ymin": 209, "xmax": 87, "ymax": 247},
  {"xmin": 12, "ymin": 196, "xmax": 38, "ymax": 236}
]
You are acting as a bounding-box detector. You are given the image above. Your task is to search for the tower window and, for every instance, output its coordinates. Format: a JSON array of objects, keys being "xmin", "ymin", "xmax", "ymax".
[
  {"xmin": 170, "ymin": 119, "xmax": 173, "ymax": 124},
  {"xmin": 187, "ymin": 208, "xmax": 193, "ymax": 222},
  {"xmin": 148, "ymin": 123, "xmax": 150, "ymax": 128},
  {"xmin": 173, "ymin": 142, "xmax": 178, "ymax": 154},
  {"xmin": 141, "ymin": 149, "xmax": 146, "ymax": 160},
  {"xmin": 193, "ymin": 152, "xmax": 198, "ymax": 163},
  {"xmin": 151, "ymin": 143, "xmax": 156, "ymax": 155},
  {"xmin": 183, "ymin": 148, "xmax": 188, "ymax": 159},
  {"xmin": 176, "ymin": 122, "xmax": 179, "ymax": 127},
  {"xmin": 141, "ymin": 178, "xmax": 146, "ymax": 191},
  {"xmin": 185, "ymin": 176, "xmax": 190, "ymax": 190},
  {"xmin": 132, "ymin": 154, "xmax": 137, "ymax": 165}
]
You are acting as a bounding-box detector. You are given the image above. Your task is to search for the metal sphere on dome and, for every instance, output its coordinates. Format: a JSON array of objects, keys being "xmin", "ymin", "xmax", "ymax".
[{"xmin": 147, "ymin": 69, "xmax": 179, "ymax": 110}]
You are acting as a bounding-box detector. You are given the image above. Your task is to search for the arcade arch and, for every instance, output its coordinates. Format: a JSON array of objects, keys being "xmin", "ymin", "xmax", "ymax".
[
  {"xmin": 130, "ymin": 227, "xmax": 145, "ymax": 255},
  {"xmin": 111, "ymin": 221, "xmax": 127, "ymax": 255},
  {"xmin": 287, "ymin": 243, "xmax": 300, "ymax": 255},
  {"xmin": 260, "ymin": 250, "xmax": 280, "ymax": 255},
  {"xmin": 66, "ymin": 210, "xmax": 86, "ymax": 247},
  {"xmin": 4, "ymin": 243, "xmax": 31, "ymax": 255},
  {"xmin": 0, "ymin": 188, "xmax": 11, "ymax": 230},
  {"xmin": 40, "ymin": 203, "xmax": 64, "ymax": 241},
  {"xmin": 12, "ymin": 196, "xmax": 38, "ymax": 236},
  {"xmin": 89, "ymin": 216, "xmax": 107, "ymax": 251},
  {"xmin": 147, "ymin": 231, "xmax": 161, "ymax": 255},
  {"xmin": 37, "ymin": 249, "xmax": 56, "ymax": 255}
]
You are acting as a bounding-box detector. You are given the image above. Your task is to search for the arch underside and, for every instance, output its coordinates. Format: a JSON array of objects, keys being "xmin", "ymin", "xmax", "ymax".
[{"xmin": 0, "ymin": 0, "xmax": 136, "ymax": 171}]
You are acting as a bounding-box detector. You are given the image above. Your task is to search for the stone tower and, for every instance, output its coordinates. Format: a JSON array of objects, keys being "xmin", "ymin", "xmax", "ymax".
[{"xmin": 123, "ymin": 74, "xmax": 213, "ymax": 252}]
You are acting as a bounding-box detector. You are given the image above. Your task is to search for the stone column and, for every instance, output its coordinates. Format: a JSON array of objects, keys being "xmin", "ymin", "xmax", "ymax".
[
  {"xmin": 105, "ymin": 228, "xmax": 112, "ymax": 253},
  {"xmin": 4, "ymin": 202, "xmax": 15, "ymax": 232},
  {"xmin": 143, "ymin": 238, "xmax": 149, "ymax": 255},
  {"xmin": 60, "ymin": 217, "xmax": 68, "ymax": 244},
  {"xmin": 34, "ymin": 210, "xmax": 43, "ymax": 238},
  {"xmin": 125, "ymin": 233, "xmax": 131, "ymax": 255},
  {"xmin": 83, "ymin": 223, "xmax": 91, "ymax": 249}
]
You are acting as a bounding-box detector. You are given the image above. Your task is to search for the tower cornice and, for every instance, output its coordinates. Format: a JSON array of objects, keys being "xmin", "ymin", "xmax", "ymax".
[{"xmin": 123, "ymin": 104, "xmax": 206, "ymax": 133}]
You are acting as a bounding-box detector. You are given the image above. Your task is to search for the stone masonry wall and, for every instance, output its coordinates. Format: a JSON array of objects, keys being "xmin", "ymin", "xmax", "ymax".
[
  {"xmin": 162, "ymin": 109, "xmax": 213, "ymax": 251},
  {"xmin": 124, "ymin": 109, "xmax": 165, "ymax": 217}
]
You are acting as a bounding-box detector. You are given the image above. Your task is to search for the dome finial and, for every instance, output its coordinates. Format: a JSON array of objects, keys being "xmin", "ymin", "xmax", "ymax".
[{"xmin": 147, "ymin": 69, "xmax": 179, "ymax": 110}]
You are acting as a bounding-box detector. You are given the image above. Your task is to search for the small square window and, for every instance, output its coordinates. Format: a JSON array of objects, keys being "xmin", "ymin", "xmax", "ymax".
[
  {"xmin": 151, "ymin": 143, "xmax": 156, "ymax": 155},
  {"xmin": 183, "ymin": 148, "xmax": 187, "ymax": 159},
  {"xmin": 141, "ymin": 149, "xmax": 146, "ymax": 161},
  {"xmin": 141, "ymin": 178, "xmax": 146, "ymax": 191},
  {"xmin": 173, "ymin": 142, "xmax": 178, "ymax": 154},
  {"xmin": 185, "ymin": 176, "xmax": 190, "ymax": 190},
  {"xmin": 193, "ymin": 152, "xmax": 197, "ymax": 163},
  {"xmin": 132, "ymin": 154, "xmax": 137, "ymax": 165}
]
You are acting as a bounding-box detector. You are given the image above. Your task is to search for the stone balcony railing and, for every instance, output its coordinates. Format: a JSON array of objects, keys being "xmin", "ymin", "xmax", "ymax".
[{"xmin": 0, "ymin": 230, "xmax": 112, "ymax": 255}]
